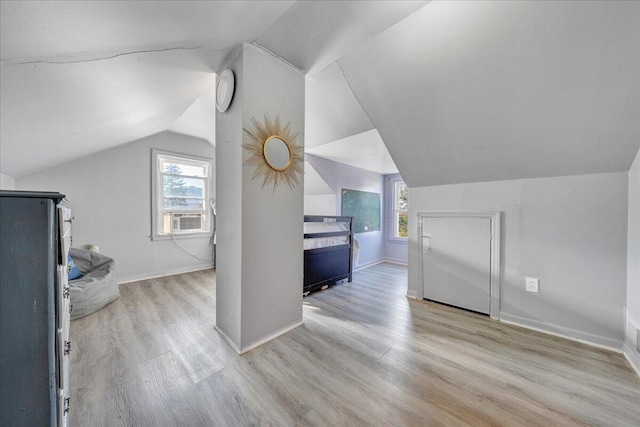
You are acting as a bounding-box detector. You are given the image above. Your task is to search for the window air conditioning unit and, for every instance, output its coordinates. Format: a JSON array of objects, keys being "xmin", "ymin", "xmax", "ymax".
[{"xmin": 172, "ymin": 213, "xmax": 203, "ymax": 232}]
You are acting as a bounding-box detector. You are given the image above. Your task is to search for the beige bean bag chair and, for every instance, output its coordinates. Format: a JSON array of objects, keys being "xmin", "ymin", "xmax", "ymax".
[{"xmin": 69, "ymin": 248, "xmax": 119, "ymax": 320}]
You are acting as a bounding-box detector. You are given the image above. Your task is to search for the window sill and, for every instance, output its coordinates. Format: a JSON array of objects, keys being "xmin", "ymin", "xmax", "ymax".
[
  {"xmin": 150, "ymin": 232, "xmax": 213, "ymax": 242},
  {"xmin": 388, "ymin": 237, "xmax": 408, "ymax": 244}
]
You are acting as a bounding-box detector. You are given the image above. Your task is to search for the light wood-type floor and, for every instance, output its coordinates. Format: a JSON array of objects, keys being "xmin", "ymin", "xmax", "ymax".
[{"xmin": 70, "ymin": 263, "xmax": 640, "ymax": 426}]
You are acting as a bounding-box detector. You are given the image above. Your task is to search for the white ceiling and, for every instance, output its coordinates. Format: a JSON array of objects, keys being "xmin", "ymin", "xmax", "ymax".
[
  {"xmin": 1, "ymin": 50, "xmax": 217, "ymax": 176},
  {"xmin": 0, "ymin": 0, "xmax": 425, "ymax": 178},
  {"xmin": 0, "ymin": 1, "xmax": 294, "ymax": 63},
  {"xmin": 256, "ymin": 1, "xmax": 428, "ymax": 75},
  {"xmin": 168, "ymin": 83, "xmax": 216, "ymax": 144},
  {"xmin": 0, "ymin": 1, "xmax": 294, "ymax": 177},
  {"xmin": 306, "ymin": 129, "xmax": 398, "ymax": 175},
  {"xmin": 305, "ymin": 62, "xmax": 375, "ymax": 149},
  {"xmin": 338, "ymin": 1, "xmax": 640, "ymax": 187},
  {"xmin": 303, "ymin": 160, "xmax": 334, "ymax": 196},
  {"xmin": 2, "ymin": 0, "xmax": 638, "ymax": 186}
]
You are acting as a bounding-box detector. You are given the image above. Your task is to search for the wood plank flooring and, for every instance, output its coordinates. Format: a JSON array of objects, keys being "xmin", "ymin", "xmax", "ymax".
[{"xmin": 69, "ymin": 263, "xmax": 640, "ymax": 426}]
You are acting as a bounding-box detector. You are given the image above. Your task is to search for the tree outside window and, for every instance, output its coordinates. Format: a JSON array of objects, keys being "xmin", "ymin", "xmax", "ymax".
[
  {"xmin": 394, "ymin": 181, "xmax": 408, "ymax": 238},
  {"xmin": 163, "ymin": 164, "xmax": 189, "ymax": 207}
]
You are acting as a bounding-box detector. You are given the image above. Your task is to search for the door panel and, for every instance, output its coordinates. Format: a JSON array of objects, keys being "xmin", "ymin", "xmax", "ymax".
[{"xmin": 422, "ymin": 217, "xmax": 491, "ymax": 314}]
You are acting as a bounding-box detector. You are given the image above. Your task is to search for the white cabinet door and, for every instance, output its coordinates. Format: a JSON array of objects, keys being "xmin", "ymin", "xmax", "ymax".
[{"xmin": 422, "ymin": 216, "xmax": 491, "ymax": 314}]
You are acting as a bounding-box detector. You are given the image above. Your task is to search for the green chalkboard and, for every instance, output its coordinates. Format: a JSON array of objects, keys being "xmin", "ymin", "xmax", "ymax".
[{"xmin": 341, "ymin": 189, "xmax": 381, "ymax": 233}]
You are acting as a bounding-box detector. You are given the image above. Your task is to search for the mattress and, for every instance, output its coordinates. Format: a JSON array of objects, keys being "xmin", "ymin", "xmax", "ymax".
[{"xmin": 303, "ymin": 220, "xmax": 349, "ymax": 250}]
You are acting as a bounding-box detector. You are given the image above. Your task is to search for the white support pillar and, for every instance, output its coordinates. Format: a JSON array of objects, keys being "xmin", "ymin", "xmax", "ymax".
[{"xmin": 215, "ymin": 44, "xmax": 305, "ymax": 353}]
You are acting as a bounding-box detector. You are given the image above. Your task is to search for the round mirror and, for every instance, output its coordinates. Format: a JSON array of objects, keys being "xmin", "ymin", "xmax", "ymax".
[{"xmin": 263, "ymin": 136, "xmax": 292, "ymax": 171}]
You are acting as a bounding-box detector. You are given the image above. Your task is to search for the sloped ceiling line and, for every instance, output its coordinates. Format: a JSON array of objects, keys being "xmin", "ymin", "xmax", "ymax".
[
  {"xmin": 304, "ymin": 62, "xmax": 375, "ymax": 149},
  {"xmin": 2, "ymin": 45, "xmax": 219, "ymax": 66},
  {"xmin": 303, "ymin": 159, "xmax": 334, "ymax": 196},
  {"xmin": 301, "ymin": 60, "xmax": 401, "ymax": 176},
  {"xmin": 249, "ymin": 42, "xmax": 305, "ymax": 76},
  {"xmin": 255, "ymin": 0, "xmax": 429, "ymax": 75},
  {"xmin": 334, "ymin": 61, "xmax": 374, "ymax": 126},
  {"xmin": 333, "ymin": 61, "xmax": 403, "ymax": 175}
]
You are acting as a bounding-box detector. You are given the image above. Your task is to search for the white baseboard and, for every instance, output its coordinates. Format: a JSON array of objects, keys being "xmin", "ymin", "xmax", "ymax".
[
  {"xmin": 406, "ymin": 290, "xmax": 418, "ymax": 299},
  {"xmin": 623, "ymin": 342, "xmax": 640, "ymax": 378},
  {"xmin": 117, "ymin": 263, "xmax": 214, "ymax": 284},
  {"xmin": 214, "ymin": 325, "xmax": 241, "ymax": 354},
  {"xmin": 353, "ymin": 258, "xmax": 385, "ymax": 271},
  {"xmin": 215, "ymin": 321, "xmax": 304, "ymax": 355},
  {"xmin": 239, "ymin": 321, "xmax": 303, "ymax": 354},
  {"xmin": 499, "ymin": 313, "xmax": 622, "ymax": 353},
  {"xmin": 352, "ymin": 258, "xmax": 408, "ymax": 272},
  {"xmin": 383, "ymin": 258, "xmax": 408, "ymax": 266}
]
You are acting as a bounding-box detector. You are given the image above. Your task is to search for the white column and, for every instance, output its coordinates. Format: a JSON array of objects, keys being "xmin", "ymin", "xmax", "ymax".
[{"xmin": 215, "ymin": 44, "xmax": 305, "ymax": 353}]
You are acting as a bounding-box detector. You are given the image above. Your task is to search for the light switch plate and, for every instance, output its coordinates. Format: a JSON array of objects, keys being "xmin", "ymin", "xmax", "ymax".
[{"xmin": 525, "ymin": 277, "xmax": 539, "ymax": 293}]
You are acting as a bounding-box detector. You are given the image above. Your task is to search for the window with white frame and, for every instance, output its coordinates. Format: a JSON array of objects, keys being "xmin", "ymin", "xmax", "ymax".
[
  {"xmin": 152, "ymin": 150, "xmax": 212, "ymax": 237},
  {"xmin": 393, "ymin": 181, "xmax": 408, "ymax": 239}
]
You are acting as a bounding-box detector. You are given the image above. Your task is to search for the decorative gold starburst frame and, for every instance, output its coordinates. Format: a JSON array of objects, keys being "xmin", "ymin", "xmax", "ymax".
[{"xmin": 243, "ymin": 113, "xmax": 303, "ymax": 192}]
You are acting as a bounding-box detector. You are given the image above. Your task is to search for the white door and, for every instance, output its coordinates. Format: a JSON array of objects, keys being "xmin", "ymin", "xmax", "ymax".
[{"xmin": 421, "ymin": 216, "xmax": 491, "ymax": 314}]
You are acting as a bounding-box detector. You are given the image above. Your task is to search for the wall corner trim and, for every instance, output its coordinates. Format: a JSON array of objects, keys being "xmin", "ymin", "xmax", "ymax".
[
  {"xmin": 239, "ymin": 320, "xmax": 304, "ymax": 355},
  {"xmin": 214, "ymin": 325, "xmax": 241, "ymax": 354},
  {"xmin": 406, "ymin": 290, "xmax": 418, "ymax": 299}
]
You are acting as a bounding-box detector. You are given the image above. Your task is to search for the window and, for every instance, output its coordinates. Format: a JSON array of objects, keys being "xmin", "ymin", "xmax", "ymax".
[
  {"xmin": 152, "ymin": 150, "xmax": 212, "ymax": 237},
  {"xmin": 393, "ymin": 181, "xmax": 408, "ymax": 239}
]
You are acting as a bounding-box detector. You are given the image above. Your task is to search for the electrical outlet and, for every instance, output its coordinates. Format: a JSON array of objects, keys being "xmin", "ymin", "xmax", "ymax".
[{"xmin": 525, "ymin": 277, "xmax": 539, "ymax": 293}]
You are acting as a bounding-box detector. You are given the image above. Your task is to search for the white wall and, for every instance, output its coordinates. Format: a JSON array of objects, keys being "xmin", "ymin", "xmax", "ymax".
[
  {"xmin": 304, "ymin": 157, "xmax": 408, "ymax": 266},
  {"xmin": 215, "ymin": 44, "xmax": 305, "ymax": 352},
  {"xmin": 17, "ymin": 131, "xmax": 215, "ymax": 282},
  {"xmin": 0, "ymin": 173, "xmax": 15, "ymax": 190},
  {"xmin": 240, "ymin": 45, "xmax": 305, "ymax": 349},
  {"xmin": 408, "ymin": 172, "xmax": 628, "ymax": 349},
  {"xmin": 304, "ymin": 194, "xmax": 336, "ymax": 216},
  {"xmin": 626, "ymin": 149, "xmax": 640, "ymax": 370},
  {"xmin": 305, "ymin": 154, "xmax": 385, "ymax": 268},
  {"xmin": 215, "ymin": 46, "xmax": 244, "ymax": 348},
  {"xmin": 303, "ymin": 159, "xmax": 335, "ymax": 216}
]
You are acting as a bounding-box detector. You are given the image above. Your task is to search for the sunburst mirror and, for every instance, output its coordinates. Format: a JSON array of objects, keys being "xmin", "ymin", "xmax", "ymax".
[{"xmin": 243, "ymin": 114, "xmax": 303, "ymax": 192}]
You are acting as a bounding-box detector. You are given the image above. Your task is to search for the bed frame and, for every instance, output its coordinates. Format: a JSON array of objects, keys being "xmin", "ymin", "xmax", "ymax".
[{"xmin": 303, "ymin": 215, "xmax": 354, "ymax": 295}]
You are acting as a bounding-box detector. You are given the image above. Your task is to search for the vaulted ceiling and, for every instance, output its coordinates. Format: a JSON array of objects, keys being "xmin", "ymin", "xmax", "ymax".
[
  {"xmin": 0, "ymin": 0, "xmax": 425, "ymax": 177},
  {"xmin": 337, "ymin": 1, "xmax": 640, "ymax": 186},
  {"xmin": 1, "ymin": 1, "xmax": 638, "ymax": 187},
  {"xmin": 0, "ymin": 1, "xmax": 291, "ymax": 176}
]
